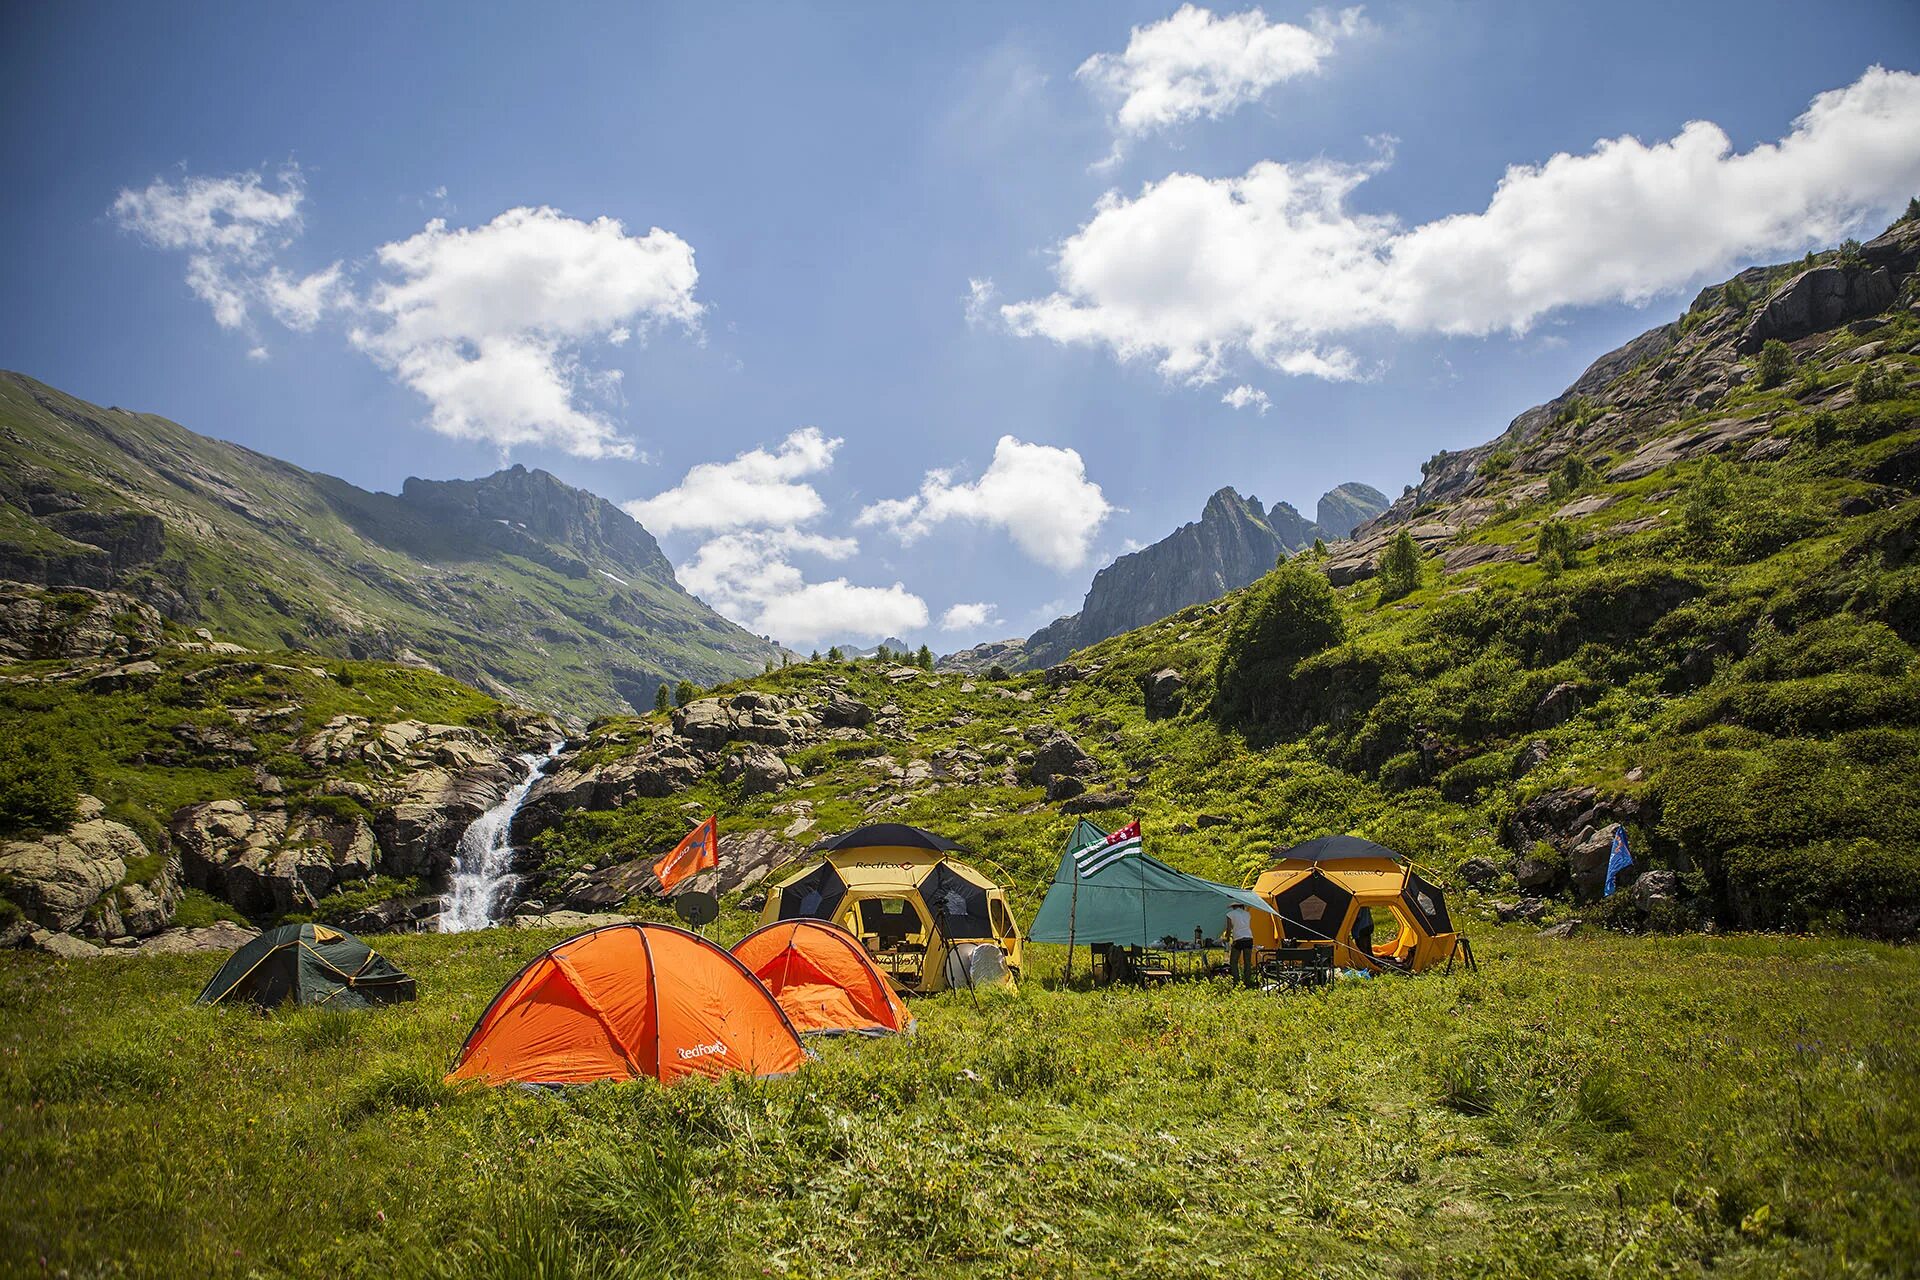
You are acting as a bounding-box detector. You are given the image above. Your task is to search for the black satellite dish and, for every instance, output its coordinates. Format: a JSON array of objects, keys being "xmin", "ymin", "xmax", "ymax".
[{"xmin": 673, "ymin": 891, "xmax": 720, "ymax": 927}]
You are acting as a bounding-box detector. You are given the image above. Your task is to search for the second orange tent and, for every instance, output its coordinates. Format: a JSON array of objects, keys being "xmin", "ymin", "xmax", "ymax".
[{"xmin": 732, "ymin": 919, "xmax": 914, "ymax": 1037}]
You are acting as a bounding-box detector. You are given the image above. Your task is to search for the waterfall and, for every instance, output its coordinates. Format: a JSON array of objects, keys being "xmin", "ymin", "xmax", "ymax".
[{"xmin": 440, "ymin": 742, "xmax": 561, "ymax": 933}]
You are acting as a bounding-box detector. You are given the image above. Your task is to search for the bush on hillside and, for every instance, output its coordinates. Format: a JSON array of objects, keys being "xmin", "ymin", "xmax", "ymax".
[
  {"xmin": 1753, "ymin": 339, "xmax": 1794, "ymax": 390},
  {"xmin": 1853, "ymin": 365, "xmax": 1901, "ymax": 405},
  {"xmin": 1376, "ymin": 530, "xmax": 1423, "ymax": 601},
  {"xmin": 0, "ymin": 736, "xmax": 78, "ymax": 838},
  {"xmin": 1212, "ymin": 560, "xmax": 1346, "ymax": 724},
  {"xmin": 1537, "ymin": 520, "xmax": 1579, "ymax": 574}
]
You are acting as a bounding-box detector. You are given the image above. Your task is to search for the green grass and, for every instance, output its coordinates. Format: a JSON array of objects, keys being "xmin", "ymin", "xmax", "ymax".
[{"xmin": 1, "ymin": 927, "xmax": 1915, "ymax": 1277}]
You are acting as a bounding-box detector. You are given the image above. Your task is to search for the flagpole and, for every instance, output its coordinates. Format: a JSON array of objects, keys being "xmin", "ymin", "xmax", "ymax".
[{"xmin": 1065, "ymin": 827, "xmax": 1080, "ymax": 983}]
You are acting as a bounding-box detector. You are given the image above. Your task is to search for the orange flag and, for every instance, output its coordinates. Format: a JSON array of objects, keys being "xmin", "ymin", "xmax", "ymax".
[{"xmin": 654, "ymin": 817, "xmax": 718, "ymax": 894}]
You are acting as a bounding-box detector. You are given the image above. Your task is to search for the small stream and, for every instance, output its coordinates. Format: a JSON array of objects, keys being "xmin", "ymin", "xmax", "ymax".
[{"xmin": 439, "ymin": 742, "xmax": 562, "ymax": 933}]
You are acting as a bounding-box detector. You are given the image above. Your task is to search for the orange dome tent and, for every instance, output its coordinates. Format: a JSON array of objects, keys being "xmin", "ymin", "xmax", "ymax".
[
  {"xmin": 732, "ymin": 919, "xmax": 915, "ymax": 1038},
  {"xmin": 449, "ymin": 923, "xmax": 807, "ymax": 1086}
]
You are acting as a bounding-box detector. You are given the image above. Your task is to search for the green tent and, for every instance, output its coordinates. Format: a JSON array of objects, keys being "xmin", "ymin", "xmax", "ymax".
[
  {"xmin": 196, "ymin": 923, "xmax": 416, "ymax": 1010},
  {"xmin": 1028, "ymin": 820, "xmax": 1277, "ymax": 946}
]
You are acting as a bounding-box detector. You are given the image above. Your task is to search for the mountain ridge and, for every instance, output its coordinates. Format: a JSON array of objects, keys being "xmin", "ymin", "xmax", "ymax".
[
  {"xmin": 969, "ymin": 480, "xmax": 1387, "ymax": 672},
  {"xmin": 0, "ymin": 372, "xmax": 775, "ymax": 716}
]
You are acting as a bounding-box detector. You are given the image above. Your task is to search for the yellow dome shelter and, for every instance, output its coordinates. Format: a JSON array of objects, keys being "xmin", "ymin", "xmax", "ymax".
[
  {"xmin": 760, "ymin": 823, "xmax": 1024, "ymax": 994},
  {"xmin": 1249, "ymin": 836, "xmax": 1472, "ymax": 974}
]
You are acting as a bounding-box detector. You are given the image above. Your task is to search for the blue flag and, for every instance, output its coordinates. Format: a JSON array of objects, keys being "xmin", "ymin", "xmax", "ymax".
[{"xmin": 1603, "ymin": 827, "xmax": 1633, "ymax": 897}]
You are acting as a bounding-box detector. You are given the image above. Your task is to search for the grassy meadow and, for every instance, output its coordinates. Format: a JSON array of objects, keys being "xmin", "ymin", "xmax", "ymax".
[{"xmin": 4, "ymin": 923, "xmax": 1916, "ymax": 1278}]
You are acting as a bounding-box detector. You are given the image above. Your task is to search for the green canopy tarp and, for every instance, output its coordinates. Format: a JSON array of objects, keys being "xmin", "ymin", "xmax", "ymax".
[
  {"xmin": 196, "ymin": 922, "xmax": 416, "ymax": 1010},
  {"xmin": 1028, "ymin": 820, "xmax": 1277, "ymax": 946}
]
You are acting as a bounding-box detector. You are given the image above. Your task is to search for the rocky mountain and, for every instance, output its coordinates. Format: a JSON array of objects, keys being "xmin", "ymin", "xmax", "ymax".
[
  {"xmin": 1331, "ymin": 216, "xmax": 1920, "ymax": 583},
  {"xmin": 0, "ymin": 373, "xmax": 776, "ymax": 716},
  {"xmin": 1017, "ymin": 483, "xmax": 1383, "ymax": 670},
  {"xmin": 1315, "ymin": 482, "xmax": 1391, "ymax": 539}
]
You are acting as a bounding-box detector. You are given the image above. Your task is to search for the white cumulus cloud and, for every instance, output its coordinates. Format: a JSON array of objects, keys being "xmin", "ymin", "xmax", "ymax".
[
  {"xmin": 1080, "ymin": 5, "xmax": 1364, "ymax": 142},
  {"xmin": 623, "ymin": 428, "xmax": 840, "ymax": 534},
  {"xmin": 678, "ymin": 528, "xmax": 926, "ymax": 647},
  {"xmin": 858, "ymin": 436, "xmax": 1113, "ymax": 572},
  {"xmin": 1006, "ymin": 66, "xmax": 1920, "ymax": 381},
  {"xmin": 351, "ymin": 206, "xmax": 701, "ymax": 459},
  {"xmin": 940, "ymin": 602, "xmax": 999, "ymax": 632},
  {"xmin": 113, "ymin": 166, "xmax": 318, "ymax": 331},
  {"xmin": 1221, "ymin": 384, "xmax": 1271, "ymax": 413}
]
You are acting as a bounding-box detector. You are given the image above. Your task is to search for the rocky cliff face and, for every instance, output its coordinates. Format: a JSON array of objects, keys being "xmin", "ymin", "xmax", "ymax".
[
  {"xmin": 1347, "ymin": 216, "xmax": 1920, "ymax": 565},
  {"xmin": 1019, "ymin": 483, "xmax": 1382, "ymax": 670}
]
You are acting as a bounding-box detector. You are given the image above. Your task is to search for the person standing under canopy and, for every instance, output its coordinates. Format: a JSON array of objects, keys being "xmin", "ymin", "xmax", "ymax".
[{"xmin": 1225, "ymin": 902, "xmax": 1255, "ymax": 986}]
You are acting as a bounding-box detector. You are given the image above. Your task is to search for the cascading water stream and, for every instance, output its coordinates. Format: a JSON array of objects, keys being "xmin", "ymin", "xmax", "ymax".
[{"xmin": 440, "ymin": 742, "xmax": 562, "ymax": 933}]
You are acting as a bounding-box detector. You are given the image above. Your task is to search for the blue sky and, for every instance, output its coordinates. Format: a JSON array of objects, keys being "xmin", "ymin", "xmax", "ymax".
[{"xmin": 3, "ymin": 2, "xmax": 1917, "ymax": 650}]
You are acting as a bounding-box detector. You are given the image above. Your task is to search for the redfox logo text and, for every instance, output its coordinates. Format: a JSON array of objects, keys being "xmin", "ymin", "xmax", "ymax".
[{"xmin": 677, "ymin": 1041, "xmax": 727, "ymax": 1060}]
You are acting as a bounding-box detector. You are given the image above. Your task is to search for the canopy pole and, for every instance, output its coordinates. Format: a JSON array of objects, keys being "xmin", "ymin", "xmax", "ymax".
[{"xmin": 1065, "ymin": 859, "xmax": 1080, "ymax": 982}]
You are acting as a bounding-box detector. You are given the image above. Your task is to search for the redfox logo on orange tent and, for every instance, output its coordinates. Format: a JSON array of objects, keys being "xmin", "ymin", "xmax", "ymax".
[{"xmin": 676, "ymin": 1040, "xmax": 728, "ymax": 1061}]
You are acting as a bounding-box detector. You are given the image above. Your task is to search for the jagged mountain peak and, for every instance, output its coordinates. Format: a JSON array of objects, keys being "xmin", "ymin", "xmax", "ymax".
[{"xmin": 1014, "ymin": 478, "xmax": 1382, "ymax": 670}]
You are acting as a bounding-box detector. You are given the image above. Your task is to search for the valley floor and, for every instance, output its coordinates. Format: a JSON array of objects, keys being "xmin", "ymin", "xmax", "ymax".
[{"xmin": 4, "ymin": 923, "xmax": 1917, "ymax": 1278}]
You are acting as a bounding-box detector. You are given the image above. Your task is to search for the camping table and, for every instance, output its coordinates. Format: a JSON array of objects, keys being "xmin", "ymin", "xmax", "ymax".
[{"xmin": 1166, "ymin": 943, "xmax": 1224, "ymax": 979}]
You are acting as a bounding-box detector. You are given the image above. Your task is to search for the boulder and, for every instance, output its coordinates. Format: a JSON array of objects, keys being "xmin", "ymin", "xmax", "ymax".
[
  {"xmin": 1632, "ymin": 869, "xmax": 1680, "ymax": 913},
  {"xmin": 1027, "ymin": 733, "xmax": 1093, "ymax": 786},
  {"xmin": 820, "ymin": 694, "xmax": 874, "ymax": 729},
  {"xmin": 1060, "ymin": 791, "xmax": 1135, "ymax": 815},
  {"xmin": 723, "ymin": 747, "xmax": 791, "ymax": 797},
  {"xmin": 338, "ymin": 893, "xmax": 442, "ymax": 935},
  {"xmin": 1512, "ymin": 853, "xmax": 1563, "ymax": 893},
  {"xmin": 0, "ymin": 807, "xmax": 152, "ymax": 935},
  {"xmin": 1568, "ymin": 824, "xmax": 1622, "ymax": 901},
  {"xmin": 84, "ymin": 659, "xmax": 162, "ymax": 692},
  {"xmin": 1736, "ymin": 263, "xmax": 1897, "ymax": 352},
  {"xmin": 172, "ymin": 802, "xmax": 382, "ymax": 917},
  {"xmin": 1537, "ymin": 921, "xmax": 1583, "ymax": 941},
  {"xmin": 672, "ymin": 698, "xmax": 735, "ymax": 750},
  {"xmin": 1532, "ymin": 682, "xmax": 1582, "ymax": 729},
  {"xmin": 1458, "ymin": 856, "xmax": 1501, "ymax": 888},
  {"xmin": 1044, "ymin": 663, "xmax": 1085, "ymax": 688},
  {"xmin": 124, "ymin": 920, "xmax": 260, "ymax": 956},
  {"xmin": 1045, "ymin": 775, "xmax": 1088, "ymax": 803},
  {"xmin": 27, "ymin": 929, "xmax": 103, "ymax": 959},
  {"xmin": 1142, "ymin": 669, "xmax": 1187, "ymax": 720},
  {"xmin": 1196, "ymin": 814, "xmax": 1232, "ymax": 829},
  {"xmin": 1511, "ymin": 740, "xmax": 1551, "ymax": 779},
  {"xmin": 1493, "ymin": 898, "xmax": 1549, "ymax": 924}
]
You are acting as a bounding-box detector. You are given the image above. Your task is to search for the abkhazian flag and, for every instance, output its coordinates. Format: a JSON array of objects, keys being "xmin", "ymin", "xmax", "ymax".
[
  {"xmin": 1603, "ymin": 826, "xmax": 1633, "ymax": 898},
  {"xmin": 1075, "ymin": 820, "xmax": 1143, "ymax": 878},
  {"xmin": 655, "ymin": 816, "xmax": 718, "ymax": 894}
]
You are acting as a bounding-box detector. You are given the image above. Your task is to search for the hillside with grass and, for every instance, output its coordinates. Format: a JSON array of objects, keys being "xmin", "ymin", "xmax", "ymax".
[
  {"xmin": 0, "ymin": 372, "xmax": 777, "ymax": 717},
  {"xmin": 504, "ymin": 213, "xmax": 1920, "ymax": 941}
]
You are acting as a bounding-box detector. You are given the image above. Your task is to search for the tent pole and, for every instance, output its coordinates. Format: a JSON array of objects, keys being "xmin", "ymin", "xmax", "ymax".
[{"xmin": 1064, "ymin": 831, "xmax": 1080, "ymax": 983}]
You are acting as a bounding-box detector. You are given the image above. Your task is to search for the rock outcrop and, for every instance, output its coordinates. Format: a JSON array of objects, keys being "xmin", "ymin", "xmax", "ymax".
[
  {"xmin": 0, "ymin": 584, "xmax": 164, "ymax": 662},
  {"xmin": 171, "ymin": 802, "xmax": 381, "ymax": 917},
  {"xmin": 0, "ymin": 797, "xmax": 173, "ymax": 942}
]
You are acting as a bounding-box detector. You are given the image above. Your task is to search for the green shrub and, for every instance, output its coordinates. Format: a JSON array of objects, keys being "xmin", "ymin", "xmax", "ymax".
[
  {"xmin": 1753, "ymin": 339, "xmax": 1794, "ymax": 390},
  {"xmin": 1438, "ymin": 752, "xmax": 1509, "ymax": 800},
  {"xmin": 1852, "ymin": 365, "xmax": 1901, "ymax": 404},
  {"xmin": 1537, "ymin": 520, "xmax": 1578, "ymax": 574},
  {"xmin": 1376, "ymin": 529, "xmax": 1423, "ymax": 601},
  {"xmin": 171, "ymin": 888, "xmax": 246, "ymax": 928},
  {"xmin": 1212, "ymin": 561, "xmax": 1346, "ymax": 723},
  {"xmin": 0, "ymin": 736, "xmax": 78, "ymax": 838}
]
